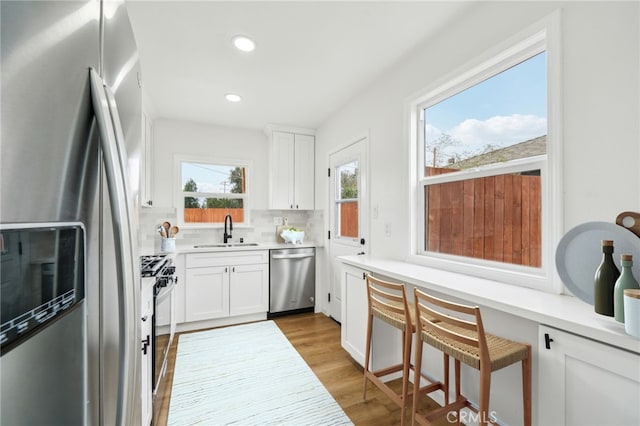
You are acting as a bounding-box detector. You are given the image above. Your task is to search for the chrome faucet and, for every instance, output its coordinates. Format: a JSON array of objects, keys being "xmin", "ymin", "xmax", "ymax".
[{"xmin": 223, "ymin": 214, "xmax": 233, "ymax": 243}]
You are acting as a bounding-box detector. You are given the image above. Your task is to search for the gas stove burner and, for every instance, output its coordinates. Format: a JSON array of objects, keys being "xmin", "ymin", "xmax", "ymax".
[{"xmin": 140, "ymin": 255, "xmax": 170, "ymax": 277}]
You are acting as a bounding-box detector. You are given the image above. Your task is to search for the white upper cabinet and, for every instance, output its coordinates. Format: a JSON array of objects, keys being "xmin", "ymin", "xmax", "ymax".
[
  {"xmin": 140, "ymin": 112, "xmax": 153, "ymax": 207},
  {"xmin": 270, "ymin": 131, "xmax": 295, "ymax": 209},
  {"xmin": 266, "ymin": 125, "xmax": 315, "ymax": 210},
  {"xmin": 293, "ymin": 133, "xmax": 314, "ymax": 210}
]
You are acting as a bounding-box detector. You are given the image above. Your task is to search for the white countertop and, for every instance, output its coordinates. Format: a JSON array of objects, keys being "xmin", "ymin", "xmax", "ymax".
[
  {"xmin": 138, "ymin": 240, "xmax": 320, "ymax": 257},
  {"xmin": 339, "ymin": 255, "xmax": 640, "ymax": 354}
]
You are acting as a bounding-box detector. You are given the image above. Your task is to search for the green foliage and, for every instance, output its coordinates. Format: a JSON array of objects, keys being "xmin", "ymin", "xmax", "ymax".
[
  {"xmin": 340, "ymin": 170, "xmax": 358, "ymax": 199},
  {"xmin": 204, "ymin": 198, "xmax": 243, "ymax": 208},
  {"xmin": 183, "ymin": 178, "xmax": 200, "ymax": 208},
  {"xmin": 229, "ymin": 167, "xmax": 244, "ymax": 194}
]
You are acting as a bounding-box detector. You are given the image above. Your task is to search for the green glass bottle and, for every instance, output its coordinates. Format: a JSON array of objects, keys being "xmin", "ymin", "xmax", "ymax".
[
  {"xmin": 594, "ymin": 240, "xmax": 620, "ymax": 316},
  {"xmin": 614, "ymin": 254, "xmax": 640, "ymax": 322}
]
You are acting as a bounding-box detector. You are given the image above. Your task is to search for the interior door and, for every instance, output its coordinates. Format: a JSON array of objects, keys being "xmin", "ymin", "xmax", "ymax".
[{"xmin": 328, "ymin": 137, "xmax": 368, "ymax": 322}]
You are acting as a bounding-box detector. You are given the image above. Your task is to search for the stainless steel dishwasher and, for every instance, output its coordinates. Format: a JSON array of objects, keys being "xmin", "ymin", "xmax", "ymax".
[{"xmin": 269, "ymin": 247, "xmax": 315, "ymax": 316}]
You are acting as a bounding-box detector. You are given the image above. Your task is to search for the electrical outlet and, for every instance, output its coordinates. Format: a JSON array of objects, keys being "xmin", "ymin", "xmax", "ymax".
[
  {"xmin": 373, "ymin": 204, "xmax": 379, "ymax": 219},
  {"xmin": 385, "ymin": 222, "xmax": 392, "ymax": 237},
  {"xmin": 273, "ymin": 216, "xmax": 283, "ymax": 226}
]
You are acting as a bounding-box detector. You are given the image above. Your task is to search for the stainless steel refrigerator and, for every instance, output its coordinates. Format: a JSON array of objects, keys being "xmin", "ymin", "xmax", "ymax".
[{"xmin": 1, "ymin": 1, "xmax": 143, "ymax": 425}]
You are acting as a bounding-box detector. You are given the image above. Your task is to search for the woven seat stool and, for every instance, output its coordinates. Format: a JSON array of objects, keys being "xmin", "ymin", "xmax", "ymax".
[
  {"xmin": 363, "ymin": 274, "xmax": 445, "ymax": 426},
  {"xmin": 412, "ymin": 288, "xmax": 531, "ymax": 426}
]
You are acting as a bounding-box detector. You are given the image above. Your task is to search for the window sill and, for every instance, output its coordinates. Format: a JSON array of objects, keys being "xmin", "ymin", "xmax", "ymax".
[{"xmin": 338, "ymin": 255, "xmax": 640, "ymax": 354}]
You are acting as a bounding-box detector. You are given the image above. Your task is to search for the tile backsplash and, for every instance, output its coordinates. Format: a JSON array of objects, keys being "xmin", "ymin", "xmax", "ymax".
[{"xmin": 138, "ymin": 207, "xmax": 323, "ymax": 247}]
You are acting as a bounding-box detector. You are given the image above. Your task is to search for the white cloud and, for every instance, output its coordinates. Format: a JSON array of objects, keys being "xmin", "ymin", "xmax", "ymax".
[
  {"xmin": 425, "ymin": 123, "xmax": 443, "ymax": 145},
  {"xmin": 197, "ymin": 181, "xmax": 221, "ymax": 193},
  {"xmin": 450, "ymin": 114, "xmax": 547, "ymax": 148}
]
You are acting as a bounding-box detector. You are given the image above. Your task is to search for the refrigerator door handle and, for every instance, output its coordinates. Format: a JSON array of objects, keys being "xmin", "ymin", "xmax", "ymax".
[
  {"xmin": 104, "ymin": 82, "xmax": 140, "ymax": 426},
  {"xmin": 89, "ymin": 67, "xmax": 138, "ymax": 426}
]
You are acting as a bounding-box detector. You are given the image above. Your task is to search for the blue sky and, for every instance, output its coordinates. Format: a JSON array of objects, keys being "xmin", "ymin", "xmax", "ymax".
[
  {"xmin": 182, "ymin": 162, "xmax": 236, "ymax": 193},
  {"xmin": 424, "ymin": 52, "xmax": 547, "ymax": 165}
]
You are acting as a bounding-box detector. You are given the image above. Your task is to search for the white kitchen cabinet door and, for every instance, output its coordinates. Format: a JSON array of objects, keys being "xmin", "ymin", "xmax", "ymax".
[
  {"xmin": 293, "ymin": 133, "xmax": 314, "ymax": 210},
  {"xmin": 229, "ymin": 263, "xmax": 269, "ymax": 316},
  {"xmin": 140, "ymin": 112, "xmax": 153, "ymax": 207},
  {"xmin": 538, "ymin": 325, "xmax": 640, "ymax": 426},
  {"xmin": 185, "ymin": 266, "xmax": 229, "ymax": 322},
  {"xmin": 341, "ymin": 265, "xmax": 368, "ymax": 366},
  {"xmin": 270, "ymin": 131, "xmax": 295, "ymax": 209},
  {"xmin": 268, "ymin": 129, "xmax": 314, "ymax": 210}
]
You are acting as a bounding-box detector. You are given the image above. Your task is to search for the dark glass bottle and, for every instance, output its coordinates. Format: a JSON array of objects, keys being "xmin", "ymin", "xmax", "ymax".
[{"xmin": 594, "ymin": 240, "xmax": 620, "ymax": 316}]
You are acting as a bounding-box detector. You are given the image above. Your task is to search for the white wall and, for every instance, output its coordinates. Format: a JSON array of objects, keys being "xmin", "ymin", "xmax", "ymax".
[
  {"xmin": 150, "ymin": 119, "xmax": 269, "ymax": 209},
  {"xmin": 314, "ymin": 2, "xmax": 639, "ymax": 423},
  {"xmin": 315, "ymin": 0, "xmax": 640, "ymax": 262}
]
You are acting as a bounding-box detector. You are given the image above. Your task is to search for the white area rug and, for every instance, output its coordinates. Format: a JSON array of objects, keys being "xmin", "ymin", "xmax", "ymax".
[{"xmin": 167, "ymin": 320, "xmax": 353, "ymax": 425}]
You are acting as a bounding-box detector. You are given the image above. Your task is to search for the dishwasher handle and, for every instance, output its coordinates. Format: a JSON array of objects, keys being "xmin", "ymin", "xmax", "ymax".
[{"xmin": 271, "ymin": 253, "xmax": 315, "ymax": 260}]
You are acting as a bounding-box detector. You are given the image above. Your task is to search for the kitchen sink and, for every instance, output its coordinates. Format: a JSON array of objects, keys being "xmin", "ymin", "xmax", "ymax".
[{"xmin": 193, "ymin": 243, "xmax": 260, "ymax": 248}]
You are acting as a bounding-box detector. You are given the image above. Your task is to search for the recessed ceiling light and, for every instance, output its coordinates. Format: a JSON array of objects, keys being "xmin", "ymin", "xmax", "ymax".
[
  {"xmin": 225, "ymin": 93, "xmax": 242, "ymax": 103},
  {"xmin": 232, "ymin": 35, "xmax": 255, "ymax": 52}
]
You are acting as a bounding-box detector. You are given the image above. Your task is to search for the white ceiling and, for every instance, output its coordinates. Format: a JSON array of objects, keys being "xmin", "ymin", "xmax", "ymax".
[{"xmin": 126, "ymin": 1, "xmax": 474, "ymax": 131}]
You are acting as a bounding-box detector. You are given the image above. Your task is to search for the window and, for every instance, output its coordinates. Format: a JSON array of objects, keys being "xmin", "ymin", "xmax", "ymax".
[
  {"xmin": 335, "ymin": 160, "xmax": 359, "ymax": 239},
  {"xmin": 422, "ymin": 52, "xmax": 546, "ymax": 267},
  {"xmin": 410, "ymin": 19, "xmax": 561, "ymax": 291},
  {"xmin": 177, "ymin": 159, "xmax": 250, "ymax": 226}
]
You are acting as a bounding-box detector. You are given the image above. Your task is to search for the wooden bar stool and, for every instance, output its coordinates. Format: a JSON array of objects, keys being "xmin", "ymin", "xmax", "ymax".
[
  {"xmin": 363, "ymin": 274, "xmax": 445, "ymax": 426},
  {"xmin": 412, "ymin": 288, "xmax": 531, "ymax": 426}
]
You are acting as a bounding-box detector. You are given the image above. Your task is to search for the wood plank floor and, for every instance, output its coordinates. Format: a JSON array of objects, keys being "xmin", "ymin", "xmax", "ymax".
[{"xmin": 153, "ymin": 312, "xmax": 448, "ymax": 426}]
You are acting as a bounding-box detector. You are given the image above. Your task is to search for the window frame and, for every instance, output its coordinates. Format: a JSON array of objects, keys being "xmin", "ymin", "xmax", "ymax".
[
  {"xmin": 174, "ymin": 155, "xmax": 252, "ymax": 228},
  {"xmin": 407, "ymin": 12, "xmax": 563, "ymax": 293}
]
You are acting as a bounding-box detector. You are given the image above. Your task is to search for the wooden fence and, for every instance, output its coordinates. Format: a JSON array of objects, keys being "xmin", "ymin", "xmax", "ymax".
[
  {"xmin": 425, "ymin": 167, "xmax": 541, "ymax": 267},
  {"xmin": 184, "ymin": 208, "xmax": 244, "ymax": 223},
  {"xmin": 340, "ymin": 202, "xmax": 358, "ymax": 238}
]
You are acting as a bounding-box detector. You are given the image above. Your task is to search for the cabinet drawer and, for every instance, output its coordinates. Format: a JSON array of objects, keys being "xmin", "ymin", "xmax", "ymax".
[{"xmin": 186, "ymin": 250, "xmax": 269, "ymax": 268}]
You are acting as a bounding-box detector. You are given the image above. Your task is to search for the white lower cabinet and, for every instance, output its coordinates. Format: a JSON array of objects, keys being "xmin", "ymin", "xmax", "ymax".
[
  {"xmin": 341, "ymin": 264, "xmax": 368, "ymax": 366},
  {"xmin": 340, "ymin": 265, "xmax": 401, "ymax": 370},
  {"xmin": 538, "ymin": 325, "xmax": 640, "ymax": 426},
  {"xmin": 228, "ymin": 263, "xmax": 270, "ymax": 316},
  {"xmin": 185, "ymin": 251, "xmax": 269, "ymax": 322},
  {"xmin": 185, "ymin": 266, "xmax": 229, "ymax": 321}
]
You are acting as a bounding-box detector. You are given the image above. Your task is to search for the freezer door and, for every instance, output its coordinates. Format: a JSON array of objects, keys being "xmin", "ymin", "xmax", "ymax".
[
  {"xmin": 0, "ymin": 0, "xmax": 100, "ymax": 225},
  {"xmin": 1, "ymin": 1, "xmax": 98, "ymax": 425}
]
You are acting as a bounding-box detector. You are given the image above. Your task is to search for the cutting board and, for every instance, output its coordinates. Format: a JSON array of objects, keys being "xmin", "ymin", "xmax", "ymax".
[
  {"xmin": 276, "ymin": 225, "xmax": 304, "ymax": 243},
  {"xmin": 616, "ymin": 211, "xmax": 640, "ymax": 237}
]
